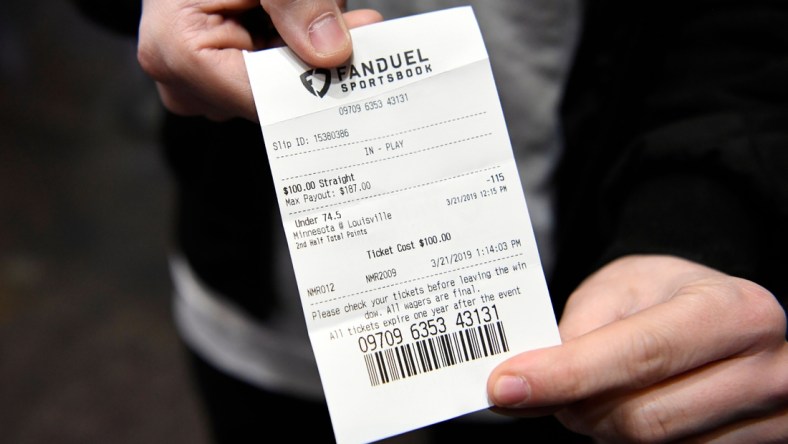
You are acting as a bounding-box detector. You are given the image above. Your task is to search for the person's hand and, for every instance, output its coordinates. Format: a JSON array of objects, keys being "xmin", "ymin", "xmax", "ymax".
[
  {"xmin": 488, "ymin": 255, "xmax": 788, "ymax": 442},
  {"xmin": 137, "ymin": 0, "xmax": 382, "ymax": 121}
]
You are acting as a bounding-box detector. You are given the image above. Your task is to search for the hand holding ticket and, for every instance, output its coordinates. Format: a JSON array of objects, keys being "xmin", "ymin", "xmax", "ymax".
[{"xmin": 244, "ymin": 7, "xmax": 560, "ymax": 443}]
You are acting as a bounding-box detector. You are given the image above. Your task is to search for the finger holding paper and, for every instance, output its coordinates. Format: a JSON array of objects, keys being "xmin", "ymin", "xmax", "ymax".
[
  {"xmin": 137, "ymin": 0, "xmax": 382, "ymax": 121},
  {"xmin": 488, "ymin": 255, "xmax": 788, "ymax": 442}
]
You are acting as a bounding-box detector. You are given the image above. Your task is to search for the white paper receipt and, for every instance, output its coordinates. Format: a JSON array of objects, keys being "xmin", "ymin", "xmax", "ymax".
[{"xmin": 244, "ymin": 6, "xmax": 560, "ymax": 443}]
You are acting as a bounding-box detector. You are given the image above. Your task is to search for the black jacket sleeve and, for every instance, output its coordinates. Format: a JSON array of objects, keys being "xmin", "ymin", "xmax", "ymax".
[{"xmin": 553, "ymin": 0, "xmax": 788, "ymax": 313}]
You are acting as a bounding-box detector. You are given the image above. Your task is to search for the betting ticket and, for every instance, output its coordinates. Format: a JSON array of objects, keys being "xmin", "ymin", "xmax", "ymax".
[{"xmin": 244, "ymin": 6, "xmax": 560, "ymax": 443}]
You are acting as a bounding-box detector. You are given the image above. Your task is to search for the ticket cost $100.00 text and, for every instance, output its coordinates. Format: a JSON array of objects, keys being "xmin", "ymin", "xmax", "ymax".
[{"xmin": 244, "ymin": 6, "xmax": 561, "ymax": 444}]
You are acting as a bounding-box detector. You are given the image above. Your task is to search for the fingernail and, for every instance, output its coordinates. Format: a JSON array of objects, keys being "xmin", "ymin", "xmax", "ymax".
[
  {"xmin": 493, "ymin": 375, "xmax": 530, "ymax": 407},
  {"xmin": 309, "ymin": 12, "xmax": 348, "ymax": 56}
]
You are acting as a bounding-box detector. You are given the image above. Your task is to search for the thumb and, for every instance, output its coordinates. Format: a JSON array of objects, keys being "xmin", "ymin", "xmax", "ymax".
[{"xmin": 261, "ymin": 0, "xmax": 352, "ymax": 67}]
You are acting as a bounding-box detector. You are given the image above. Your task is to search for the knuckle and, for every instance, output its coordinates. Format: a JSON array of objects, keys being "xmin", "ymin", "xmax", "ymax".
[
  {"xmin": 625, "ymin": 328, "xmax": 672, "ymax": 388},
  {"xmin": 559, "ymin": 398, "xmax": 676, "ymax": 444},
  {"xmin": 136, "ymin": 14, "xmax": 169, "ymax": 81},
  {"xmin": 137, "ymin": 10, "xmax": 205, "ymax": 82},
  {"xmin": 683, "ymin": 276, "xmax": 785, "ymax": 351},
  {"xmin": 610, "ymin": 398, "xmax": 672, "ymax": 443},
  {"xmin": 735, "ymin": 279, "xmax": 786, "ymax": 338},
  {"xmin": 136, "ymin": 35, "xmax": 185, "ymax": 84},
  {"xmin": 715, "ymin": 278, "xmax": 788, "ymax": 350},
  {"xmin": 136, "ymin": 42, "xmax": 162, "ymax": 79}
]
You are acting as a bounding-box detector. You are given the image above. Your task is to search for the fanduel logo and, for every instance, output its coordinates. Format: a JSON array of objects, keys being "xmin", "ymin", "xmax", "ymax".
[{"xmin": 300, "ymin": 68, "xmax": 331, "ymax": 98}]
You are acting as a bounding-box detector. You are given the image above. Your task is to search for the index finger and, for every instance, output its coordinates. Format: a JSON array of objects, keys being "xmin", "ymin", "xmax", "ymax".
[{"xmin": 487, "ymin": 277, "xmax": 779, "ymax": 409}]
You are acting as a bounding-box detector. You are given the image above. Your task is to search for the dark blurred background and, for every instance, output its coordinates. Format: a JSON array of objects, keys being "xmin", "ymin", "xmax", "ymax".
[{"xmin": 0, "ymin": 1, "xmax": 210, "ymax": 442}]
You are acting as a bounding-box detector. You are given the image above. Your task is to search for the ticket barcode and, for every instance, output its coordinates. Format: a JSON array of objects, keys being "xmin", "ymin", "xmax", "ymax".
[{"xmin": 364, "ymin": 321, "xmax": 509, "ymax": 386}]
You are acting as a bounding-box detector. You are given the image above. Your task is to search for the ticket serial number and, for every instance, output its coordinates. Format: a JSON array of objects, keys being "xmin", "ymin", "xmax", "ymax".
[{"xmin": 338, "ymin": 93, "xmax": 410, "ymax": 116}]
